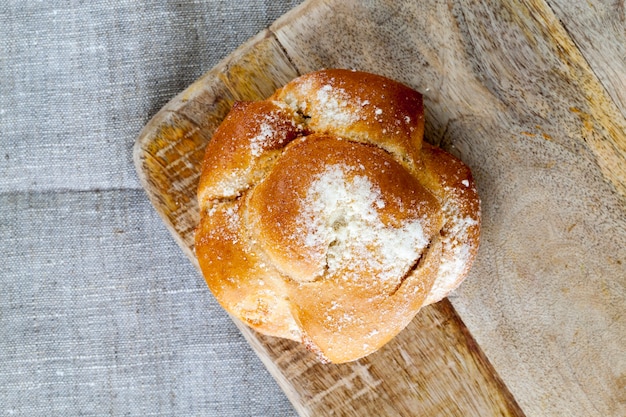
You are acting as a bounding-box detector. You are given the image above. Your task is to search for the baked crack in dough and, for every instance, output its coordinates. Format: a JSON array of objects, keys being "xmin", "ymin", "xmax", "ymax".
[{"xmin": 195, "ymin": 69, "xmax": 480, "ymax": 363}]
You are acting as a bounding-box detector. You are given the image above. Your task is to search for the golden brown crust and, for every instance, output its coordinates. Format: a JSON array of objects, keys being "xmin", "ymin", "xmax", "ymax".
[
  {"xmin": 421, "ymin": 143, "xmax": 481, "ymax": 305},
  {"xmin": 248, "ymin": 134, "xmax": 442, "ymax": 284},
  {"xmin": 197, "ymin": 100, "xmax": 304, "ymax": 206},
  {"xmin": 195, "ymin": 69, "xmax": 480, "ymax": 363},
  {"xmin": 269, "ymin": 69, "xmax": 425, "ymax": 170}
]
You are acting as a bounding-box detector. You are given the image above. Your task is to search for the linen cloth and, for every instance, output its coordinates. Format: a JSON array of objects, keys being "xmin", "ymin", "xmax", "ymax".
[{"xmin": 1, "ymin": 1, "xmax": 303, "ymax": 415}]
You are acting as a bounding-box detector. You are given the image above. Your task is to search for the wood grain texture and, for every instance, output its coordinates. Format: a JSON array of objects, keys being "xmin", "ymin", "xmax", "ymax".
[
  {"xmin": 135, "ymin": 0, "xmax": 626, "ymax": 416},
  {"xmin": 272, "ymin": 0, "xmax": 626, "ymax": 415},
  {"xmin": 255, "ymin": 299, "xmax": 523, "ymax": 417},
  {"xmin": 546, "ymin": 0, "xmax": 626, "ymax": 118}
]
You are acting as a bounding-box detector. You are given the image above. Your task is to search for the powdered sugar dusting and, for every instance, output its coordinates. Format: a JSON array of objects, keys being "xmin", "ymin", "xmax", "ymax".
[
  {"xmin": 249, "ymin": 112, "xmax": 291, "ymax": 157},
  {"xmin": 250, "ymin": 122, "xmax": 275, "ymax": 157},
  {"xmin": 316, "ymin": 85, "xmax": 360, "ymax": 126},
  {"xmin": 297, "ymin": 164, "xmax": 429, "ymax": 283},
  {"xmin": 425, "ymin": 187, "xmax": 479, "ymax": 303},
  {"xmin": 212, "ymin": 168, "xmax": 248, "ymax": 198},
  {"xmin": 223, "ymin": 204, "xmax": 240, "ymax": 232}
]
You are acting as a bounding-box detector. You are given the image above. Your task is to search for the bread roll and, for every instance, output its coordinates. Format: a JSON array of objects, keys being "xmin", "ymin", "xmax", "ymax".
[{"xmin": 195, "ymin": 69, "xmax": 480, "ymax": 363}]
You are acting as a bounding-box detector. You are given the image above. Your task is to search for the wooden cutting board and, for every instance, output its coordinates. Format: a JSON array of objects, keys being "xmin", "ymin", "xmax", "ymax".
[{"xmin": 134, "ymin": 1, "xmax": 626, "ymax": 415}]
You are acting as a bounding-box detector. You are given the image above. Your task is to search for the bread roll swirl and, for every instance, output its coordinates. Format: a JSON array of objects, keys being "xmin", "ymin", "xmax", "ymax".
[{"xmin": 195, "ymin": 69, "xmax": 480, "ymax": 363}]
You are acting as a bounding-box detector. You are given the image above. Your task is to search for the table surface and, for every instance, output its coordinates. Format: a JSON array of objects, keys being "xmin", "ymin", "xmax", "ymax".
[
  {"xmin": 0, "ymin": 1, "xmax": 303, "ymax": 416},
  {"xmin": 3, "ymin": 1, "xmax": 626, "ymax": 416}
]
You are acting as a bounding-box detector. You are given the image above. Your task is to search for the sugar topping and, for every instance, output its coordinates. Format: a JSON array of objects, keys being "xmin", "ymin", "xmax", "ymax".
[
  {"xmin": 223, "ymin": 204, "xmax": 240, "ymax": 232},
  {"xmin": 211, "ymin": 168, "xmax": 248, "ymax": 198},
  {"xmin": 249, "ymin": 111, "xmax": 292, "ymax": 157},
  {"xmin": 315, "ymin": 85, "xmax": 361, "ymax": 126},
  {"xmin": 249, "ymin": 122, "xmax": 275, "ymax": 157},
  {"xmin": 297, "ymin": 164, "xmax": 429, "ymax": 283},
  {"xmin": 425, "ymin": 187, "xmax": 479, "ymax": 303}
]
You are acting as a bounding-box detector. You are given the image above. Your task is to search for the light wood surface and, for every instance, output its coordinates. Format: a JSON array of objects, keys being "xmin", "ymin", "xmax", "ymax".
[
  {"xmin": 547, "ymin": 0, "xmax": 626, "ymax": 118},
  {"xmin": 135, "ymin": 1, "xmax": 626, "ymax": 415}
]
